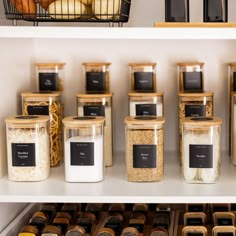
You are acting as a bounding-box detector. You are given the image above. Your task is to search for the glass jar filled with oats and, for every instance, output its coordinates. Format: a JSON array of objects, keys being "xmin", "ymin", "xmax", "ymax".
[{"xmin": 124, "ymin": 116, "xmax": 165, "ymax": 182}]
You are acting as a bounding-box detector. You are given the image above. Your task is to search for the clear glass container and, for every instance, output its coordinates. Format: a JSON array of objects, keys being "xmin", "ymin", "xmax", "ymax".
[
  {"xmin": 21, "ymin": 92, "xmax": 63, "ymax": 167},
  {"xmin": 128, "ymin": 92, "xmax": 164, "ymax": 117},
  {"xmin": 124, "ymin": 116, "xmax": 165, "ymax": 182},
  {"xmin": 5, "ymin": 115, "xmax": 50, "ymax": 181},
  {"xmin": 83, "ymin": 62, "xmax": 111, "ymax": 94},
  {"xmin": 76, "ymin": 93, "xmax": 113, "ymax": 167},
  {"xmin": 230, "ymin": 93, "xmax": 236, "ymax": 165},
  {"xmin": 36, "ymin": 62, "xmax": 65, "ymax": 92},
  {"xmin": 177, "ymin": 62, "xmax": 204, "ymax": 92},
  {"xmin": 129, "ymin": 63, "xmax": 157, "ymax": 92},
  {"xmin": 62, "ymin": 116, "xmax": 105, "ymax": 182},
  {"xmin": 181, "ymin": 117, "xmax": 222, "ymax": 184}
]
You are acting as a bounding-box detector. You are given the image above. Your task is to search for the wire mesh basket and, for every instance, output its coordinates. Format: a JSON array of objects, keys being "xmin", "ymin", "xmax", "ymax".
[{"xmin": 3, "ymin": 0, "xmax": 131, "ymax": 26}]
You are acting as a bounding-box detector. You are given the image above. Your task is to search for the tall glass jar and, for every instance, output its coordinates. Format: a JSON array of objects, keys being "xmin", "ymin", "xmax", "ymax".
[
  {"xmin": 5, "ymin": 115, "xmax": 50, "ymax": 181},
  {"xmin": 128, "ymin": 92, "xmax": 164, "ymax": 117},
  {"xmin": 129, "ymin": 63, "xmax": 157, "ymax": 92},
  {"xmin": 177, "ymin": 62, "xmax": 204, "ymax": 92},
  {"xmin": 35, "ymin": 62, "xmax": 65, "ymax": 92},
  {"xmin": 62, "ymin": 116, "xmax": 105, "ymax": 182},
  {"xmin": 21, "ymin": 92, "xmax": 63, "ymax": 167},
  {"xmin": 82, "ymin": 62, "xmax": 111, "ymax": 94},
  {"xmin": 124, "ymin": 116, "xmax": 165, "ymax": 182},
  {"xmin": 76, "ymin": 93, "xmax": 113, "ymax": 167},
  {"xmin": 181, "ymin": 117, "xmax": 222, "ymax": 184}
]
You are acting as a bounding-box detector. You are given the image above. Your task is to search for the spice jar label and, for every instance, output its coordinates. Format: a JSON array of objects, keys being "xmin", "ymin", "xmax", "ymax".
[
  {"xmin": 189, "ymin": 144, "xmax": 213, "ymax": 168},
  {"xmin": 12, "ymin": 143, "xmax": 36, "ymax": 166},
  {"xmin": 84, "ymin": 105, "xmax": 105, "ymax": 117},
  {"xmin": 187, "ymin": 233, "xmax": 203, "ymax": 236},
  {"xmin": 133, "ymin": 145, "xmax": 156, "ymax": 168},
  {"xmin": 186, "ymin": 218, "xmax": 203, "ymax": 226},
  {"xmin": 134, "ymin": 72, "xmax": 153, "ymax": 91},
  {"xmin": 104, "ymin": 222, "xmax": 121, "ymax": 235},
  {"xmin": 70, "ymin": 142, "xmax": 94, "ymax": 166},
  {"xmin": 86, "ymin": 72, "xmax": 106, "ymax": 91},
  {"xmin": 183, "ymin": 72, "xmax": 203, "ymax": 91},
  {"xmin": 217, "ymin": 233, "xmax": 234, "ymax": 236},
  {"xmin": 136, "ymin": 104, "xmax": 156, "ymax": 116},
  {"xmin": 185, "ymin": 105, "xmax": 206, "ymax": 117},
  {"xmin": 217, "ymin": 218, "xmax": 233, "ymax": 226},
  {"xmin": 39, "ymin": 72, "xmax": 58, "ymax": 91},
  {"xmin": 27, "ymin": 105, "xmax": 49, "ymax": 116}
]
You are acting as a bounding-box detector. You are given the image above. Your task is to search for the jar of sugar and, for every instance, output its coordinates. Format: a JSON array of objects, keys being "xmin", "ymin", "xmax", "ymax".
[
  {"xmin": 62, "ymin": 116, "xmax": 105, "ymax": 182},
  {"xmin": 180, "ymin": 117, "xmax": 222, "ymax": 184}
]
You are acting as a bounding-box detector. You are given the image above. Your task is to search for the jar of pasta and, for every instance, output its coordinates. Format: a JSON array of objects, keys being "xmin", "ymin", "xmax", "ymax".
[
  {"xmin": 181, "ymin": 117, "xmax": 222, "ymax": 184},
  {"xmin": 62, "ymin": 116, "xmax": 105, "ymax": 182},
  {"xmin": 177, "ymin": 62, "xmax": 204, "ymax": 92},
  {"xmin": 83, "ymin": 62, "xmax": 111, "ymax": 94},
  {"xmin": 5, "ymin": 115, "xmax": 50, "ymax": 181},
  {"xmin": 35, "ymin": 62, "xmax": 65, "ymax": 92},
  {"xmin": 129, "ymin": 63, "xmax": 157, "ymax": 92},
  {"xmin": 124, "ymin": 116, "xmax": 165, "ymax": 182},
  {"xmin": 128, "ymin": 92, "xmax": 164, "ymax": 117},
  {"xmin": 76, "ymin": 93, "xmax": 113, "ymax": 167},
  {"xmin": 21, "ymin": 92, "xmax": 62, "ymax": 167}
]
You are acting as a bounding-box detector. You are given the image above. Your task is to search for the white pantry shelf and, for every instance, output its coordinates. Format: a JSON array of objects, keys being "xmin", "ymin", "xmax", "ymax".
[
  {"xmin": 0, "ymin": 152, "xmax": 235, "ymax": 203},
  {"xmin": 1, "ymin": 26, "xmax": 236, "ymax": 39}
]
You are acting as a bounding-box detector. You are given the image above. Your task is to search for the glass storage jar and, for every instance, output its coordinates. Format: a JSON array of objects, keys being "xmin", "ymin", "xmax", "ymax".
[
  {"xmin": 177, "ymin": 62, "xmax": 204, "ymax": 92},
  {"xmin": 129, "ymin": 63, "xmax": 157, "ymax": 92},
  {"xmin": 83, "ymin": 62, "xmax": 111, "ymax": 94},
  {"xmin": 76, "ymin": 93, "xmax": 113, "ymax": 167},
  {"xmin": 124, "ymin": 116, "xmax": 165, "ymax": 182},
  {"xmin": 62, "ymin": 116, "xmax": 105, "ymax": 182},
  {"xmin": 21, "ymin": 91, "xmax": 63, "ymax": 167},
  {"xmin": 36, "ymin": 62, "xmax": 65, "ymax": 92},
  {"xmin": 128, "ymin": 92, "xmax": 164, "ymax": 117},
  {"xmin": 181, "ymin": 117, "xmax": 222, "ymax": 184},
  {"xmin": 5, "ymin": 115, "xmax": 50, "ymax": 182}
]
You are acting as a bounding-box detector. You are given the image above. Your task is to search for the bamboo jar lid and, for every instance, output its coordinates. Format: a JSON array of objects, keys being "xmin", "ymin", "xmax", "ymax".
[
  {"xmin": 63, "ymin": 116, "xmax": 105, "ymax": 126},
  {"xmin": 124, "ymin": 116, "xmax": 165, "ymax": 125},
  {"xmin": 180, "ymin": 117, "xmax": 222, "ymax": 126},
  {"xmin": 5, "ymin": 115, "xmax": 49, "ymax": 125},
  {"xmin": 35, "ymin": 62, "xmax": 65, "ymax": 69}
]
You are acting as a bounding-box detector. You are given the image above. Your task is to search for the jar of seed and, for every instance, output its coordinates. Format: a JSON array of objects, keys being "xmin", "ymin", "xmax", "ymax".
[{"xmin": 124, "ymin": 116, "xmax": 165, "ymax": 182}]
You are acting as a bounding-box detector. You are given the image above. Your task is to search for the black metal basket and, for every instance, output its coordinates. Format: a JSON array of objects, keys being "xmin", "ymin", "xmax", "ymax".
[{"xmin": 3, "ymin": 0, "xmax": 131, "ymax": 26}]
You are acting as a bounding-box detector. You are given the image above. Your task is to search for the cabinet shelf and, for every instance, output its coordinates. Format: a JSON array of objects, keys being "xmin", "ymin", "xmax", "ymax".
[{"xmin": 0, "ymin": 152, "xmax": 235, "ymax": 203}]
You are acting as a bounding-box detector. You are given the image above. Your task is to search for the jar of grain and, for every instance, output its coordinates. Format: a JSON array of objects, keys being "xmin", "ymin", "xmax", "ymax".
[
  {"xmin": 36, "ymin": 62, "xmax": 65, "ymax": 92},
  {"xmin": 231, "ymin": 93, "xmax": 236, "ymax": 165},
  {"xmin": 128, "ymin": 92, "xmax": 164, "ymax": 117},
  {"xmin": 177, "ymin": 62, "xmax": 204, "ymax": 92},
  {"xmin": 129, "ymin": 63, "xmax": 157, "ymax": 92},
  {"xmin": 76, "ymin": 93, "xmax": 113, "ymax": 167},
  {"xmin": 124, "ymin": 116, "xmax": 165, "ymax": 182},
  {"xmin": 21, "ymin": 92, "xmax": 63, "ymax": 167},
  {"xmin": 62, "ymin": 116, "xmax": 105, "ymax": 182},
  {"xmin": 181, "ymin": 117, "xmax": 222, "ymax": 184},
  {"xmin": 5, "ymin": 115, "xmax": 50, "ymax": 181},
  {"xmin": 83, "ymin": 62, "xmax": 111, "ymax": 94}
]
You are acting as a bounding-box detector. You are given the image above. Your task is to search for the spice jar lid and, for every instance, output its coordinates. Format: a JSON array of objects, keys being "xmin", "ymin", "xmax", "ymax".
[
  {"xmin": 41, "ymin": 224, "xmax": 61, "ymax": 234},
  {"xmin": 82, "ymin": 62, "xmax": 111, "ymax": 66},
  {"xmin": 128, "ymin": 92, "xmax": 164, "ymax": 97},
  {"xmin": 177, "ymin": 62, "xmax": 205, "ymax": 67},
  {"xmin": 180, "ymin": 117, "xmax": 222, "ymax": 126},
  {"xmin": 5, "ymin": 115, "xmax": 49, "ymax": 125},
  {"xmin": 66, "ymin": 225, "xmax": 86, "ymax": 235},
  {"xmin": 21, "ymin": 91, "xmax": 62, "ymax": 98},
  {"xmin": 129, "ymin": 62, "xmax": 157, "ymax": 67},
  {"xmin": 124, "ymin": 116, "xmax": 165, "ymax": 125},
  {"xmin": 63, "ymin": 116, "xmax": 105, "ymax": 126},
  {"xmin": 76, "ymin": 93, "xmax": 113, "ymax": 98},
  {"xmin": 97, "ymin": 227, "xmax": 115, "ymax": 236},
  {"xmin": 19, "ymin": 225, "xmax": 39, "ymax": 234},
  {"xmin": 35, "ymin": 62, "xmax": 65, "ymax": 69},
  {"xmin": 212, "ymin": 225, "xmax": 236, "ymax": 234},
  {"xmin": 179, "ymin": 91, "xmax": 213, "ymax": 97},
  {"xmin": 121, "ymin": 227, "xmax": 139, "ymax": 236}
]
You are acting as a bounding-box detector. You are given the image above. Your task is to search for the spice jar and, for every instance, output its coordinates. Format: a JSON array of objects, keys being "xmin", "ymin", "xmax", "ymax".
[
  {"xmin": 129, "ymin": 63, "xmax": 157, "ymax": 92},
  {"xmin": 213, "ymin": 212, "xmax": 235, "ymax": 226},
  {"xmin": 181, "ymin": 117, "xmax": 222, "ymax": 184},
  {"xmin": 29, "ymin": 211, "xmax": 48, "ymax": 232},
  {"xmin": 121, "ymin": 227, "xmax": 139, "ymax": 236},
  {"xmin": 183, "ymin": 212, "xmax": 207, "ymax": 226},
  {"xmin": 177, "ymin": 62, "xmax": 204, "ymax": 92},
  {"xmin": 103, "ymin": 213, "xmax": 123, "ymax": 236},
  {"xmin": 36, "ymin": 62, "xmax": 65, "ymax": 92},
  {"xmin": 62, "ymin": 116, "xmax": 105, "ymax": 182},
  {"xmin": 128, "ymin": 92, "xmax": 164, "ymax": 117},
  {"xmin": 21, "ymin": 92, "xmax": 63, "ymax": 167},
  {"xmin": 76, "ymin": 212, "xmax": 96, "ymax": 234},
  {"xmin": 83, "ymin": 62, "xmax": 111, "ymax": 94},
  {"xmin": 182, "ymin": 226, "xmax": 208, "ymax": 236},
  {"xmin": 212, "ymin": 226, "xmax": 236, "ymax": 236},
  {"xmin": 76, "ymin": 93, "xmax": 113, "ymax": 167},
  {"xmin": 124, "ymin": 116, "xmax": 165, "ymax": 182},
  {"xmin": 65, "ymin": 225, "xmax": 86, "ymax": 236},
  {"xmin": 5, "ymin": 115, "xmax": 50, "ymax": 182},
  {"xmin": 41, "ymin": 225, "xmax": 62, "ymax": 236}
]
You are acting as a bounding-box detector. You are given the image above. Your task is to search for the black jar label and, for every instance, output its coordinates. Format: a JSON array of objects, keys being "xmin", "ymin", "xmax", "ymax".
[
  {"xmin": 134, "ymin": 72, "xmax": 154, "ymax": 91},
  {"xmin": 83, "ymin": 105, "xmax": 105, "ymax": 117},
  {"xmin": 77, "ymin": 218, "xmax": 92, "ymax": 233},
  {"xmin": 136, "ymin": 104, "xmax": 156, "ymax": 116},
  {"xmin": 39, "ymin": 72, "xmax": 58, "ymax": 91},
  {"xmin": 86, "ymin": 72, "xmax": 106, "ymax": 92},
  {"xmin": 218, "ymin": 233, "xmax": 234, "ymax": 236},
  {"xmin": 27, "ymin": 105, "xmax": 49, "ymax": 116},
  {"xmin": 185, "ymin": 105, "xmax": 206, "ymax": 117},
  {"xmin": 186, "ymin": 218, "xmax": 203, "ymax": 226},
  {"xmin": 187, "ymin": 233, "xmax": 203, "ymax": 236},
  {"xmin": 183, "ymin": 72, "xmax": 203, "ymax": 91},
  {"xmin": 129, "ymin": 219, "xmax": 144, "ymax": 233},
  {"xmin": 133, "ymin": 145, "xmax": 156, "ymax": 168},
  {"xmin": 217, "ymin": 218, "xmax": 233, "ymax": 226},
  {"xmin": 188, "ymin": 204, "xmax": 204, "ymax": 212},
  {"xmin": 70, "ymin": 142, "xmax": 94, "ymax": 166},
  {"xmin": 12, "ymin": 143, "xmax": 36, "ymax": 166},
  {"xmin": 104, "ymin": 222, "xmax": 121, "ymax": 236},
  {"xmin": 189, "ymin": 144, "xmax": 213, "ymax": 168}
]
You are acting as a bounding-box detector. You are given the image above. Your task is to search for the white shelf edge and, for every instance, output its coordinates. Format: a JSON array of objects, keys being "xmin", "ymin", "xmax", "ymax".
[{"xmin": 1, "ymin": 26, "xmax": 236, "ymax": 39}]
